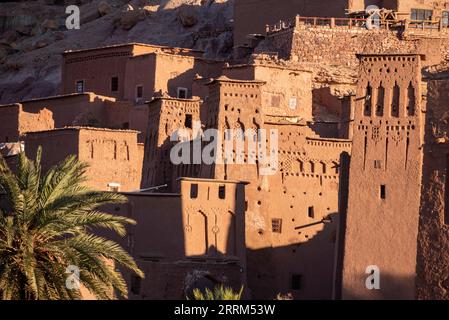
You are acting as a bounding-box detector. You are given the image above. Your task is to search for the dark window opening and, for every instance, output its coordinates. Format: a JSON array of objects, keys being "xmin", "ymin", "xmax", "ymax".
[
  {"xmin": 364, "ymin": 84, "xmax": 372, "ymax": 116},
  {"xmin": 291, "ymin": 274, "xmax": 302, "ymax": 290},
  {"xmin": 218, "ymin": 185, "xmax": 226, "ymax": 199},
  {"xmin": 178, "ymin": 87, "xmax": 188, "ymax": 99},
  {"xmin": 190, "ymin": 184, "xmax": 198, "ymax": 199},
  {"xmin": 411, "ymin": 9, "xmax": 433, "ymax": 21},
  {"xmin": 407, "ymin": 83, "xmax": 415, "ymax": 116},
  {"xmin": 380, "ymin": 185, "xmax": 386, "ymax": 200},
  {"xmin": 185, "ymin": 114, "xmax": 193, "ymax": 129},
  {"xmin": 272, "ymin": 218, "xmax": 282, "ymax": 233},
  {"xmin": 391, "ymin": 83, "xmax": 400, "ymax": 118},
  {"xmin": 376, "ymin": 85, "xmax": 385, "ymax": 116},
  {"xmin": 308, "ymin": 206, "xmax": 314, "ymax": 219},
  {"xmin": 111, "ymin": 77, "xmax": 118, "ymax": 92},
  {"xmin": 136, "ymin": 85, "xmax": 143, "ymax": 99},
  {"xmin": 76, "ymin": 80, "xmax": 84, "ymax": 93}
]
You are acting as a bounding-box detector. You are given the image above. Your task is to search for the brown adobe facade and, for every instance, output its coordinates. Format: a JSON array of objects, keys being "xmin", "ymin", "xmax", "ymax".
[
  {"xmin": 24, "ymin": 127, "xmax": 142, "ymax": 192},
  {"xmin": 336, "ymin": 53, "xmax": 449, "ymax": 300},
  {"xmin": 338, "ymin": 53, "xmax": 424, "ymax": 299},
  {"xmin": 2, "ymin": 5, "xmax": 449, "ymax": 300},
  {"xmin": 142, "ymin": 73, "xmax": 352, "ymax": 299},
  {"xmin": 102, "ymin": 178, "xmax": 247, "ymax": 300},
  {"xmin": 0, "ymin": 93, "xmax": 115, "ymax": 142},
  {"xmin": 62, "ymin": 43, "xmax": 223, "ymax": 103}
]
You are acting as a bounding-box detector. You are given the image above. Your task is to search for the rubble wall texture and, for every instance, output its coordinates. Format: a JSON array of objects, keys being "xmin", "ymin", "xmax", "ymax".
[{"xmin": 416, "ymin": 79, "xmax": 449, "ymax": 300}]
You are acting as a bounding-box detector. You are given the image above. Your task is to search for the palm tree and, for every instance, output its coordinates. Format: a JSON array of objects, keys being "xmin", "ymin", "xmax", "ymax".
[
  {"xmin": 0, "ymin": 147, "xmax": 144, "ymax": 300},
  {"xmin": 192, "ymin": 285, "xmax": 244, "ymax": 300}
]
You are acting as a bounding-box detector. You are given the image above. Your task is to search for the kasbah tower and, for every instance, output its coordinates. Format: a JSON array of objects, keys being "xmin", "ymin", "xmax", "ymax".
[{"xmin": 2, "ymin": 0, "xmax": 449, "ymax": 300}]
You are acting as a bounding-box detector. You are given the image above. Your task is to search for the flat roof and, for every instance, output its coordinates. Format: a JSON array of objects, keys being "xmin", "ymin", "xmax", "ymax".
[
  {"xmin": 177, "ymin": 177, "xmax": 250, "ymax": 185},
  {"xmin": 148, "ymin": 96, "xmax": 203, "ymax": 104},
  {"xmin": 120, "ymin": 192, "xmax": 180, "ymax": 197},
  {"xmin": 129, "ymin": 51, "xmax": 224, "ymax": 63},
  {"xmin": 0, "ymin": 92, "xmax": 115, "ymax": 107},
  {"xmin": 357, "ymin": 53, "xmax": 426, "ymax": 60},
  {"xmin": 225, "ymin": 62, "xmax": 313, "ymax": 73},
  {"xmin": 63, "ymin": 42, "xmax": 204, "ymax": 55},
  {"xmin": 24, "ymin": 126, "xmax": 140, "ymax": 135},
  {"xmin": 207, "ymin": 75, "xmax": 266, "ymax": 85},
  {"xmin": 306, "ymin": 136, "xmax": 352, "ymax": 143}
]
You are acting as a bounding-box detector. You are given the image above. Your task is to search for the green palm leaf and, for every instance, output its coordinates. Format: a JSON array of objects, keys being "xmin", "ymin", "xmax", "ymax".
[{"xmin": 0, "ymin": 146, "xmax": 144, "ymax": 300}]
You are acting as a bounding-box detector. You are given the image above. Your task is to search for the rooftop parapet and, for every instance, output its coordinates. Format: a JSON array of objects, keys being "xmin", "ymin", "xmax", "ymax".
[{"xmin": 265, "ymin": 14, "xmax": 449, "ymax": 36}]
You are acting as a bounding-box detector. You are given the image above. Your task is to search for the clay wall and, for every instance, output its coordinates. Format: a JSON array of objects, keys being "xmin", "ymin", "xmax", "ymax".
[
  {"xmin": 200, "ymin": 77, "xmax": 351, "ymax": 299},
  {"xmin": 24, "ymin": 127, "xmax": 140, "ymax": 192},
  {"xmin": 62, "ymin": 44, "xmax": 137, "ymax": 99},
  {"xmin": 222, "ymin": 63, "xmax": 313, "ymax": 120},
  {"xmin": 340, "ymin": 54, "xmax": 424, "ymax": 299},
  {"xmin": 105, "ymin": 178, "xmax": 247, "ymax": 299},
  {"xmin": 78, "ymin": 128, "xmax": 140, "ymax": 191},
  {"xmin": 19, "ymin": 93, "xmax": 114, "ymax": 133},
  {"xmin": 141, "ymin": 98, "xmax": 201, "ymax": 189},
  {"xmin": 123, "ymin": 53, "xmax": 223, "ymax": 103},
  {"xmin": 24, "ymin": 128, "xmax": 79, "ymax": 171}
]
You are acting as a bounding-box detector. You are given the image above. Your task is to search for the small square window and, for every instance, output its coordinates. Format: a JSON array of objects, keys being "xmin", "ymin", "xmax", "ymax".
[
  {"xmin": 111, "ymin": 77, "xmax": 118, "ymax": 92},
  {"xmin": 272, "ymin": 218, "xmax": 282, "ymax": 233},
  {"xmin": 291, "ymin": 274, "xmax": 302, "ymax": 290},
  {"xmin": 308, "ymin": 206, "xmax": 314, "ymax": 219},
  {"xmin": 76, "ymin": 80, "xmax": 84, "ymax": 93},
  {"xmin": 177, "ymin": 87, "xmax": 188, "ymax": 99},
  {"xmin": 218, "ymin": 185, "xmax": 226, "ymax": 199},
  {"xmin": 108, "ymin": 183, "xmax": 121, "ymax": 192},
  {"xmin": 190, "ymin": 184, "xmax": 198, "ymax": 199}
]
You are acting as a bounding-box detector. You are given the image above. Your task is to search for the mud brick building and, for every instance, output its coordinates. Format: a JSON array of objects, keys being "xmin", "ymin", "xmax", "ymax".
[{"xmin": 2, "ymin": 0, "xmax": 449, "ymax": 300}]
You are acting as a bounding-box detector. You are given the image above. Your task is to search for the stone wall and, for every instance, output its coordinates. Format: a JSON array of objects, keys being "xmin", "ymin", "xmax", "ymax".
[
  {"xmin": 416, "ymin": 78, "xmax": 449, "ymax": 300},
  {"xmin": 258, "ymin": 25, "xmax": 449, "ymax": 67}
]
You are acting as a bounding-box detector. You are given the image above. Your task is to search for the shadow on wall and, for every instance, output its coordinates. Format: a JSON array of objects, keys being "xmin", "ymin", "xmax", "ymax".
[
  {"xmin": 341, "ymin": 274, "xmax": 417, "ymax": 300},
  {"xmin": 247, "ymin": 212, "xmax": 340, "ymax": 300},
  {"xmin": 414, "ymin": 79, "xmax": 449, "ymax": 300}
]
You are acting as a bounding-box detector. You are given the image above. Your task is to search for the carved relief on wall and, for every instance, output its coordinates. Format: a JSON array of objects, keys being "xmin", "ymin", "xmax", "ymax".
[{"xmin": 184, "ymin": 204, "xmax": 235, "ymax": 257}]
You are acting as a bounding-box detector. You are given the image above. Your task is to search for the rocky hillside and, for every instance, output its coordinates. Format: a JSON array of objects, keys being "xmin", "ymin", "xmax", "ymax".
[{"xmin": 0, "ymin": 0, "xmax": 233, "ymax": 104}]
